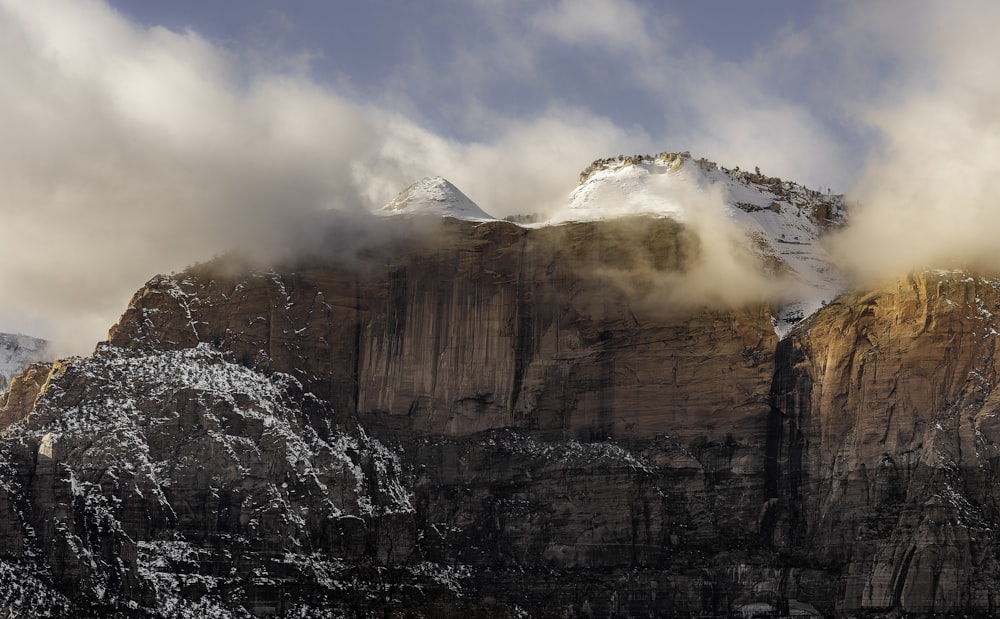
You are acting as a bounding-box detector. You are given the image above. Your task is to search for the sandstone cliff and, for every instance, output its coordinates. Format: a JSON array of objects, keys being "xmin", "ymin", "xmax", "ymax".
[
  {"xmin": 769, "ymin": 271, "xmax": 1000, "ymax": 615},
  {"xmin": 0, "ymin": 213, "xmax": 997, "ymax": 617}
]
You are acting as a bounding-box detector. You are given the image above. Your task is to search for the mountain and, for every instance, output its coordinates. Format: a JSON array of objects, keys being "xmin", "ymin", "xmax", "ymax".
[
  {"xmin": 552, "ymin": 153, "xmax": 847, "ymax": 335},
  {"xmin": 379, "ymin": 176, "xmax": 497, "ymax": 221},
  {"xmin": 0, "ymin": 155, "xmax": 995, "ymax": 617}
]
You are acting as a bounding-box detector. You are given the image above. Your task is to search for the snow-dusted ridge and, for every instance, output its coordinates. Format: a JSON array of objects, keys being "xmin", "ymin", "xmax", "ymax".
[
  {"xmin": 378, "ymin": 153, "xmax": 848, "ymax": 336},
  {"xmin": 0, "ymin": 342, "xmax": 423, "ymax": 615}
]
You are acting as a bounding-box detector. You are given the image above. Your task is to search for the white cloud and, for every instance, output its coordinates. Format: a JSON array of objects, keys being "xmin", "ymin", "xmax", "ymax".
[
  {"xmin": 10, "ymin": 0, "xmax": 987, "ymax": 358},
  {"xmin": 530, "ymin": 0, "xmax": 659, "ymax": 56},
  {"xmin": 829, "ymin": 0, "xmax": 1000, "ymax": 281},
  {"xmin": 0, "ymin": 0, "xmax": 650, "ymax": 355}
]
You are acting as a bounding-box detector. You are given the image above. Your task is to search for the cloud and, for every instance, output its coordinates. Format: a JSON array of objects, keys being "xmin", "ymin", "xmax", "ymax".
[
  {"xmin": 657, "ymin": 55, "xmax": 856, "ymax": 193},
  {"xmin": 0, "ymin": 0, "xmax": 388, "ymax": 354},
  {"xmin": 525, "ymin": 1, "xmax": 853, "ymax": 191},
  {"xmin": 0, "ymin": 0, "xmax": 652, "ymax": 356},
  {"xmin": 828, "ymin": 0, "xmax": 1000, "ymax": 282},
  {"xmin": 352, "ymin": 106, "xmax": 653, "ymax": 218},
  {"xmin": 12, "ymin": 0, "xmax": 988, "ymax": 359},
  {"xmin": 530, "ymin": 0, "xmax": 660, "ymax": 56}
]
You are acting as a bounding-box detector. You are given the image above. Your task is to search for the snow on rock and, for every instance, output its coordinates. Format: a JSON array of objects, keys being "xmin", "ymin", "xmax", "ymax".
[
  {"xmin": 11, "ymin": 342, "xmax": 415, "ymax": 520},
  {"xmin": 0, "ymin": 333, "xmax": 49, "ymax": 392},
  {"xmin": 0, "ymin": 342, "xmax": 419, "ymax": 615},
  {"xmin": 378, "ymin": 176, "xmax": 497, "ymax": 222},
  {"xmin": 541, "ymin": 153, "xmax": 848, "ymax": 336}
]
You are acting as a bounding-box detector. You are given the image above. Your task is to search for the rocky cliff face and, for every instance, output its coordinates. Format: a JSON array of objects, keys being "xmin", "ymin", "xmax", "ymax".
[
  {"xmin": 769, "ymin": 271, "xmax": 1000, "ymax": 615},
  {"xmin": 1, "ymin": 198, "xmax": 999, "ymax": 615}
]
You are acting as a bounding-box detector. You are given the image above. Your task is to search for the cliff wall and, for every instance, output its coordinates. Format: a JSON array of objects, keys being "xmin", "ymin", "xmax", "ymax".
[
  {"xmin": 770, "ymin": 271, "xmax": 1000, "ymax": 615},
  {"xmin": 0, "ymin": 219, "xmax": 997, "ymax": 616}
]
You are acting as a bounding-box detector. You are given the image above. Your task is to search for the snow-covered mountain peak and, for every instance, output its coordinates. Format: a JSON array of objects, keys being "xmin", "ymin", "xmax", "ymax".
[
  {"xmin": 553, "ymin": 152, "xmax": 845, "ymax": 227},
  {"xmin": 377, "ymin": 154, "xmax": 848, "ymax": 337},
  {"xmin": 379, "ymin": 176, "xmax": 497, "ymax": 222},
  {"xmin": 544, "ymin": 152, "xmax": 849, "ymax": 336}
]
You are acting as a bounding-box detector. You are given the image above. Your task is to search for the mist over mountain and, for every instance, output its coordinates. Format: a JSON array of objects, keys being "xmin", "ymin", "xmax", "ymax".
[
  {"xmin": 1, "ymin": 149, "xmax": 1000, "ymax": 616},
  {"xmin": 4, "ymin": 1, "xmax": 1000, "ymax": 357},
  {"xmin": 0, "ymin": 333, "xmax": 48, "ymax": 391},
  {"xmin": 4, "ymin": 1, "xmax": 1000, "ymax": 616}
]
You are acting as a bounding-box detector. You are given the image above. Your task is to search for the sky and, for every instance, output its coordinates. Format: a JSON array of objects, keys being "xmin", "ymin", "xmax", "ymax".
[{"xmin": 1, "ymin": 0, "xmax": 999, "ymax": 354}]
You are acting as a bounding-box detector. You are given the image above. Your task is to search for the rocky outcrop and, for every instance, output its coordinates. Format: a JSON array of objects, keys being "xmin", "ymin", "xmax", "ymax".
[
  {"xmin": 0, "ymin": 361, "xmax": 52, "ymax": 427},
  {"xmin": 3, "ymin": 217, "xmax": 1000, "ymax": 616}
]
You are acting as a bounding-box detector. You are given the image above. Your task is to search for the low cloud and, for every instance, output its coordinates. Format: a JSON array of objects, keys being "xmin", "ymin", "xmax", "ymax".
[
  {"xmin": 7, "ymin": 0, "xmax": 992, "ymax": 359},
  {"xmin": 0, "ymin": 0, "xmax": 648, "ymax": 355},
  {"xmin": 0, "ymin": 0, "xmax": 375, "ymax": 354},
  {"xmin": 547, "ymin": 171, "xmax": 793, "ymax": 313},
  {"xmin": 829, "ymin": 0, "xmax": 1000, "ymax": 283}
]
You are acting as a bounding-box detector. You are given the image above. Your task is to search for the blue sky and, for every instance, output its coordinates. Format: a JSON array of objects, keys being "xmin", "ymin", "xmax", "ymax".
[
  {"xmin": 109, "ymin": 0, "xmax": 861, "ymax": 189},
  {"xmin": 110, "ymin": 2, "xmax": 826, "ymax": 141},
  {"xmin": 2, "ymin": 0, "xmax": 1000, "ymax": 352}
]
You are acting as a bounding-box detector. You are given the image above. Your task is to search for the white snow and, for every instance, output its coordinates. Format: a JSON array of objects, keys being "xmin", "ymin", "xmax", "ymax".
[{"xmin": 378, "ymin": 176, "xmax": 498, "ymax": 222}]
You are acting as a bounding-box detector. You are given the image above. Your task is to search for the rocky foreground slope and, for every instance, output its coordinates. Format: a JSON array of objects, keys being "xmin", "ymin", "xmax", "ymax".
[{"xmin": 0, "ymin": 156, "xmax": 998, "ymax": 617}]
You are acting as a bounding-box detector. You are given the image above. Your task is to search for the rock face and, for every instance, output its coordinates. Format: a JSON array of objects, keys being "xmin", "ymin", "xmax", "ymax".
[
  {"xmin": 769, "ymin": 271, "xmax": 1000, "ymax": 615},
  {"xmin": 2, "ymin": 214, "xmax": 1000, "ymax": 617}
]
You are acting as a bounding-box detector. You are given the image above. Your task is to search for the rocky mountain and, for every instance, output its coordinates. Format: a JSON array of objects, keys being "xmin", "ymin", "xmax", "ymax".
[{"xmin": 0, "ymin": 153, "xmax": 996, "ymax": 617}]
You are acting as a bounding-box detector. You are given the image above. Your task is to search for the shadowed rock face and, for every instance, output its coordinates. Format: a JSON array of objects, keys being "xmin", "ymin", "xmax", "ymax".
[{"xmin": 1, "ymin": 219, "xmax": 999, "ymax": 617}]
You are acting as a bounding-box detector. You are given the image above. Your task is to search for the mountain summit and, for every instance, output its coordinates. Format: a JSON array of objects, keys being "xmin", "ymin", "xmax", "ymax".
[
  {"xmin": 379, "ymin": 176, "xmax": 497, "ymax": 221},
  {"xmin": 380, "ymin": 154, "xmax": 846, "ymax": 335}
]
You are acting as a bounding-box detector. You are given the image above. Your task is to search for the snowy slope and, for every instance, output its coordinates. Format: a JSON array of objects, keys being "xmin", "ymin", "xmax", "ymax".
[
  {"xmin": 379, "ymin": 176, "xmax": 497, "ymax": 221},
  {"xmin": 0, "ymin": 333, "xmax": 49, "ymax": 391},
  {"xmin": 544, "ymin": 153, "xmax": 847, "ymax": 336}
]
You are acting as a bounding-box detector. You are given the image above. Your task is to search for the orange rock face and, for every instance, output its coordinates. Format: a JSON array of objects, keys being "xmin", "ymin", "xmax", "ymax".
[{"xmin": 771, "ymin": 271, "xmax": 1000, "ymax": 614}]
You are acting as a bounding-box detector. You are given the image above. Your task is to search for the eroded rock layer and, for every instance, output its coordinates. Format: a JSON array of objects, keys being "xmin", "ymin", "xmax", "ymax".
[{"xmin": 0, "ymin": 219, "xmax": 998, "ymax": 617}]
